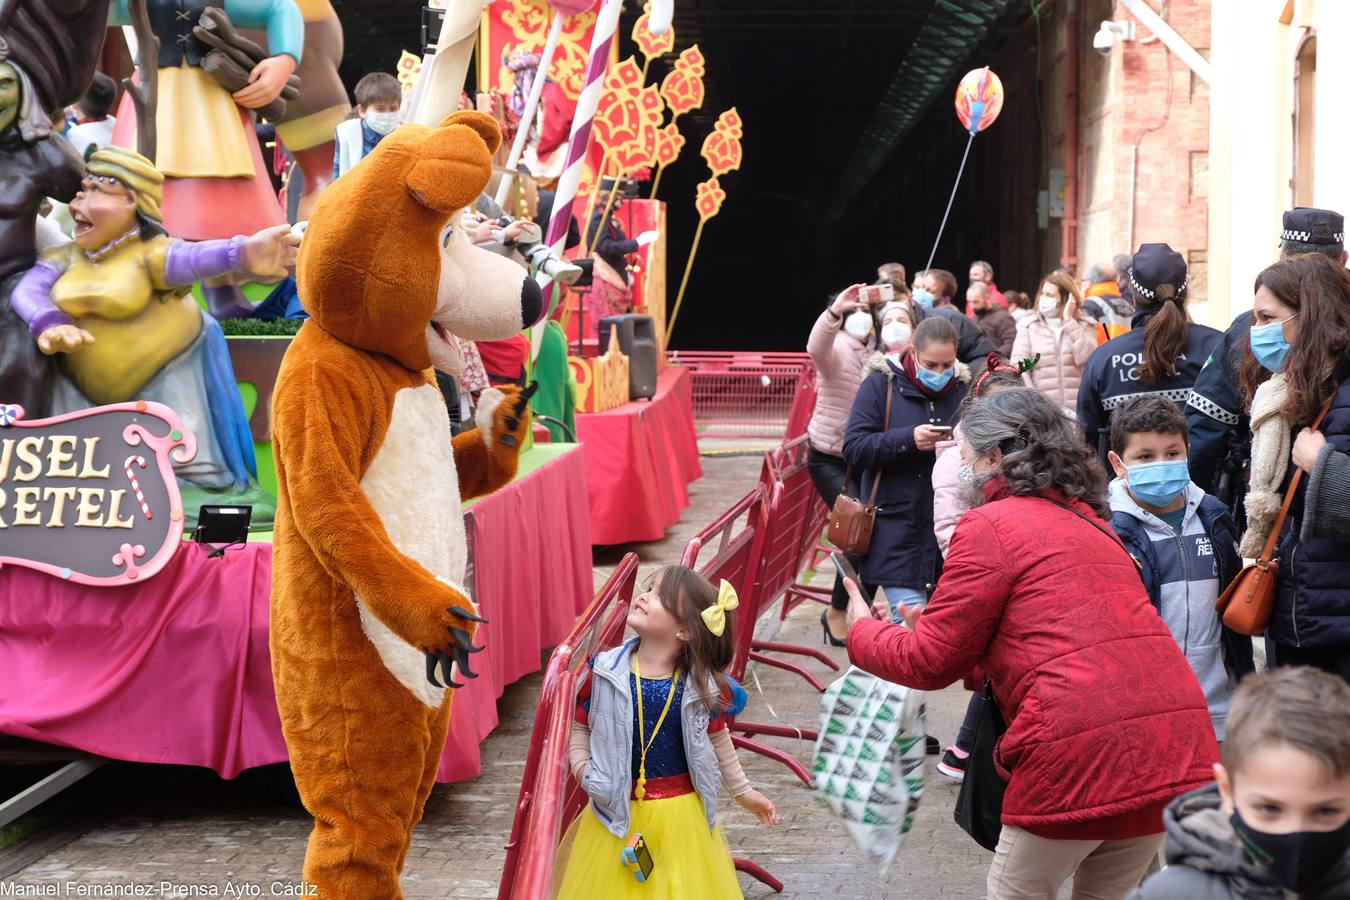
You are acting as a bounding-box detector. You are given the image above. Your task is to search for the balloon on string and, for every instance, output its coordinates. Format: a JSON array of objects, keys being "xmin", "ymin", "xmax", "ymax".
[{"xmin": 954, "ymin": 66, "xmax": 1004, "ymax": 135}]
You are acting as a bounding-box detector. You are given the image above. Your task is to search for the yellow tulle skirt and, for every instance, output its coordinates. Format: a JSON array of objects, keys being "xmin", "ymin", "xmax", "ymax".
[{"xmin": 553, "ymin": 792, "xmax": 742, "ymax": 899}]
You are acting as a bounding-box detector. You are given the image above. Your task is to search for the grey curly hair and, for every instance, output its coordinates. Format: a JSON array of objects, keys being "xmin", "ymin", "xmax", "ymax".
[{"xmin": 960, "ymin": 388, "xmax": 1109, "ymax": 517}]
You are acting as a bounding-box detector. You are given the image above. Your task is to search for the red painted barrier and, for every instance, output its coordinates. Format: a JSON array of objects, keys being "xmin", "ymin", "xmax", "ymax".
[{"xmin": 498, "ymin": 554, "xmax": 640, "ymax": 900}]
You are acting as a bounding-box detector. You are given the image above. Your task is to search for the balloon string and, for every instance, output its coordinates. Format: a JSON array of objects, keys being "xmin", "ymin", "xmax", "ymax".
[{"xmin": 924, "ymin": 130, "xmax": 977, "ymax": 274}]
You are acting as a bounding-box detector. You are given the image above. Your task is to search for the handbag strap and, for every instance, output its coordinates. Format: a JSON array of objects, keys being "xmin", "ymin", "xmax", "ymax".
[
  {"xmin": 1256, "ymin": 392, "xmax": 1337, "ymax": 564},
  {"xmin": 843, "ymin": 373, "xmax": 895, "ymax": 506},
  {"xmin": 866, "ymin": 380, "xmax": 894, "ymax": 507}
]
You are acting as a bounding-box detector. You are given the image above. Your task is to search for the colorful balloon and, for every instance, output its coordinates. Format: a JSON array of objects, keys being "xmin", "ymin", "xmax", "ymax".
[{"xmin": 954, "ymin": 67, "xmax": 1004, "ymax": 135}]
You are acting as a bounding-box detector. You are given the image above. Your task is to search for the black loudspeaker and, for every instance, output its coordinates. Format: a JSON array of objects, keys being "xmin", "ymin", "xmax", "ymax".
[{"xmin": 598, "ymin": 314, "xmax": 658, "ymax": 400}]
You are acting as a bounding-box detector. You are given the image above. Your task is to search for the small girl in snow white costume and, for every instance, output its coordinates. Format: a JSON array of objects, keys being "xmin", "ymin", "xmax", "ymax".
[{"xmin": 557, "ymin": 566, "xmax": 779, "ymax": 898}]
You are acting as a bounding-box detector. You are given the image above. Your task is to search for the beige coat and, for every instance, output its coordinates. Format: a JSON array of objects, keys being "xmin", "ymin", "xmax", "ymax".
[
  {"xmin": 1011, "ymin": 312, "xmax": 1097, "ymax": 409},
  {"xmin": 806, "ymin": 309, "xmax": 874, "ymax": 457}
]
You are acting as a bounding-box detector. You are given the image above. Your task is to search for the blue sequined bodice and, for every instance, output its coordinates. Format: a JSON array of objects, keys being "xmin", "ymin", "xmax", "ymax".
[{"xmin": 629, "ymin": 673, "xmax": 687, "ymax": 779}]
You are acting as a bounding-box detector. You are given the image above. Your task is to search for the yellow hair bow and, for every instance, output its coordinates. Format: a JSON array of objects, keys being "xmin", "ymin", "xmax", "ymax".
[{"xmin": 700, "ymin": 580, "xmax": 739, "ymax": 637}]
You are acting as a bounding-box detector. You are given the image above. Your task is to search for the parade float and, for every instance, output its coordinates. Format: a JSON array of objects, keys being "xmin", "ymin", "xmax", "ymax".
[
  {"xmin": 0, "ymin": 0, "xmax": 739, "ymax": 814},
  {"xmin": 0, "ymin": 0, "xmax": 746, "ymax": 821}
]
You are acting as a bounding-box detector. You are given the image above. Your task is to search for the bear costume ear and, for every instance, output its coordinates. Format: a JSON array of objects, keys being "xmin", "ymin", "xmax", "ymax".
[
  {"xmin": 437, "ymin": 110, "xmax": 503, "ymax": 154},
  {"xmin": 404, "ymin": 111, "xmax": 503, "ymax": 214}
]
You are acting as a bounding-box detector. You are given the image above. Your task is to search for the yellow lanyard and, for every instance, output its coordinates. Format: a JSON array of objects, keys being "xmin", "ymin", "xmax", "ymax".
[{"xmin": 634, "ymin": 657, "xmax": 680, "ymax": 801}]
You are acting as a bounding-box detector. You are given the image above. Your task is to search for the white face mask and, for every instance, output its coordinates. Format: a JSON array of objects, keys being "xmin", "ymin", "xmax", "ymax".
[
  {"xmin": 1039, "ymin": 294, "xmax": 1061, "ymax": 317},
  {"xmin": 365, "ymin": 110, "xmax": 401, "ymax": 136},
  {"xmin": 844, "ymin": 311, "xmax": 873, "ymax": 341},
  {"xmin": 880, "ymin": 321, "xmax": 912, "ymax": 350}
]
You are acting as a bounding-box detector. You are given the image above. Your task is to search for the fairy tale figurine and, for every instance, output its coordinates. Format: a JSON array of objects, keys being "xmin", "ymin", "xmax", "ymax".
[
  {"xmin": 8, "ymin": 146, "xmax": 297, "ymax": 518},
  {"xmin": 108, "ymin": 0, "xmax": 302, "ymax": 318}
]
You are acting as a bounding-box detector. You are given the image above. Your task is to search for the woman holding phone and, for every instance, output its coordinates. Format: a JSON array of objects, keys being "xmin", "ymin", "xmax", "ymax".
[
  {"xmin": 842, "ymin": 316, "xmax": 969, "ymax": 624},
  {"xmin": 806, "ymin": 282, "xmax": 880, "ymax": 643}
]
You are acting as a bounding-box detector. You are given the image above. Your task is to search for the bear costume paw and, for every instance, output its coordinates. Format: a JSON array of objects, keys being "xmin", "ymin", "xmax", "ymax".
[{"xmin": 474, "ymin": 382, "xmax": 538, "ymax": 451}]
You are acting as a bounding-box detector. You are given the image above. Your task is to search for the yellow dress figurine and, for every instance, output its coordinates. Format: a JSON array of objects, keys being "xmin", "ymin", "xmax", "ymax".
[{"xmin": 9, "ymin": 145, "xmax": 298, "ymax": 513}]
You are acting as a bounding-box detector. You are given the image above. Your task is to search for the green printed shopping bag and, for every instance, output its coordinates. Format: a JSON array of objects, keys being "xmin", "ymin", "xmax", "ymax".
[{"xmin": 811, "ymin": 666, "xmax": 925, "ymax": 873}]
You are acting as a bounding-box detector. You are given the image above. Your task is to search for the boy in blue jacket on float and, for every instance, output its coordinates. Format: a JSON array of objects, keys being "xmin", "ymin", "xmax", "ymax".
[{"xmin": 1107, "ymin": 394, "xmax": 1255, "ymax": 740}]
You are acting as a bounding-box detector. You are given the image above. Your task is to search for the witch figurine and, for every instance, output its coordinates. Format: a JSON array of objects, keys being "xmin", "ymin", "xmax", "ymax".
[
  {"xmin": 8, "ymin": 145, "xmax": 297, "ymax": 521},
  {"xmin": 107, "ymin": 0, "xmax": 302, "ymax": 319},
  {"xmin": 0, "ymin": 0, "xmax": 114, "ymax": 416}
]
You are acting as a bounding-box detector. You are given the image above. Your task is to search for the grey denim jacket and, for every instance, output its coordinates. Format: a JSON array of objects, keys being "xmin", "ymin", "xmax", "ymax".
[{"xmin": 579, "ymin": 637, "xmax": 723, "ymax": 838}]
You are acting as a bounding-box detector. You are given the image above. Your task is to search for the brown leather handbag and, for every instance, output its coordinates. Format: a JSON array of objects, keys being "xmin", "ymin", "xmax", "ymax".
[
  {"xmin": 828, "ymin": 379, "xmax": 892, "ymax": 555},
  {"xmin": 1215, "ymin": 395, "xmax": 1335, "ymax": 636}
]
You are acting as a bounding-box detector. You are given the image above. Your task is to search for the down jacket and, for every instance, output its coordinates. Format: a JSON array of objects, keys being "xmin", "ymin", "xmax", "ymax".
[
  {"xmin": 1011, "ymin": 311, "xmax": 1097, "ymax": 410},
  {"xmin": 848, "ymin": 480, "xmax": 1218, "ymax": 831},
  {"xmin": 806, "ymin": 308, "xmax": 874, "ymax": 457},
  {"xmin": 1270, "ymin": 372, "xmax": 1350, "ymax": 649}
]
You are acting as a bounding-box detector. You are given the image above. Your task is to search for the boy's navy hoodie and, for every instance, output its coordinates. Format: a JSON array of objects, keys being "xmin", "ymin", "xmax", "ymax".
[
  {"xmin": 1131, "ymin": 785, "xmax": 1350, "ymax": 899},
  {"xmin": 1109, "ymin": 479, "xmax": 1255, "ymax": 739}
]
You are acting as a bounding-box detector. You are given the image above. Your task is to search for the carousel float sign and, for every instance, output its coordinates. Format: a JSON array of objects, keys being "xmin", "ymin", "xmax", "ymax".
[{"xmin": 0, "ymin": 401, "xmax": 196, "ymax": 585}]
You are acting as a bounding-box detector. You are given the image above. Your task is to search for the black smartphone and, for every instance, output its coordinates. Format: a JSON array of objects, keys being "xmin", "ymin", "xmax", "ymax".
[{"xmin": 830, "ymin": 552, "xmax": 860, "ymax": 586}]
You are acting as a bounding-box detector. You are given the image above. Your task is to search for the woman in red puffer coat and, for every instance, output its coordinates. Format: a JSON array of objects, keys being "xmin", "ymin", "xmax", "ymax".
[{"xmin": 845, "ymin": 387, "xmax": 1218, "ymax": 900}]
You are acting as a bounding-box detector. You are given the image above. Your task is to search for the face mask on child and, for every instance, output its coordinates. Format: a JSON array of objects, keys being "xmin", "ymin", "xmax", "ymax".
[
  {"xmin": 1126, "ymin": 460, "xmax": 1190, "ymax": 508},
  {"xmin": 913, "ymin": 288, "xmax": 935, "ymax": 310},
  {"xmin": 1249, "ymin": 315, "xmax": 1296, "ymax": 373},
  {"xmin": 916, "ymin": 366, "xmax": 954, "ymax": 392},
  {"xmin": 843, "ymin": 311, "xmax": 873, "ymax": 341},
  {"xmin": 1231, "ymin": 809, "xmax": 1350, "ymax": 892},
  {"xmin": 365, "ymin": 110, "xmax": 401, "ymax": 136},
  {"xmin": 881, "ymin": 321, "xmax": 912, "ymax": 351}
]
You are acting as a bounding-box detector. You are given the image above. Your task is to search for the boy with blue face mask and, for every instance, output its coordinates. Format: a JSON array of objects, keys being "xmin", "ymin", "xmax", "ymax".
[
  {"xmin": 1106, "ymin": 395, "xmax": 1255, "ymax": 740},
  {"xmin": 332, "ymin": 73, "xmax": 403, "ymax": 181}
]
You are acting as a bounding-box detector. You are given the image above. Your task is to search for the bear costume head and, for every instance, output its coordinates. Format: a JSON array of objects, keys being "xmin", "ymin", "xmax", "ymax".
[{"xmin": 298, "ymin": 109, "xmax": 543, "ymax": 374}]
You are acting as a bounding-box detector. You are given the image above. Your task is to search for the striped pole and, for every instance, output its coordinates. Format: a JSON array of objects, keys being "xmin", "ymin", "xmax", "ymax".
[
  {"xmin": 537, "ymin": 0, "xmax": 623, "ymax": 277},
  {"xmin": 123, "ymin": 455, "xmax": 152, "ymax": 520}
]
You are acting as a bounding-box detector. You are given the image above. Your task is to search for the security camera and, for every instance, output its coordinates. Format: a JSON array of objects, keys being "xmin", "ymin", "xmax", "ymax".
[
  {"xmin": 1093, "ymin": 22, "xmax": 1116, "ymax": 54},
  {"xmin": 1093, "ymin": 19, "xmax": 1137, "ymax": 55}
]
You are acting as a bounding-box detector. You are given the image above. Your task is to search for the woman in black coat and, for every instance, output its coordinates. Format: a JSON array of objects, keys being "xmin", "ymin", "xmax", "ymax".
[{"xmin": 843, "ymin": 316, "xmax": 969, "ymax": 623}]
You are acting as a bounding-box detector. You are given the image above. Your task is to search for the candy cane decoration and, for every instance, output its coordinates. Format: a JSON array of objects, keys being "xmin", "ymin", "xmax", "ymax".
[
  {"xmin": 124, "ymin": 455, "xmax": 152, "ymax": 520},
  {"xmin": 537, "ymin": 0, "xmax": 624, "ymax": 274}
]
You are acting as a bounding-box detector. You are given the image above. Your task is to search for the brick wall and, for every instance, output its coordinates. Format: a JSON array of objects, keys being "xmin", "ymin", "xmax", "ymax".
[{"xmin": 1093, "ymin": 0, "xmax": 1211, "ymax": 301}]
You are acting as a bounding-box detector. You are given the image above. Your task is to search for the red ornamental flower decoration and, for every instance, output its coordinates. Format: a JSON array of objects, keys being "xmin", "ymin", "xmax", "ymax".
[
  {"xmin": 660, "ymin": 45, "xmax": 705, "ymax": 118},
  {"xmin": 613, "ymin": 92, "xmax": 661, "ymax": 169},
  {"xmin": 654, "ymin": 122, "xmax": 685, "ymax": 167},
  {"xmin": 632, "ymin": 9, "xmax": 675, "ymax": 62},
  {"xmin": 695, "ymin": 177, "xmax": 725, "ymax": 221},
  {"xmin": 700, "ymin": 106, "xmax": 743, "ymax": 177},
  {"xmin": 593, "ymin": 57, "xmax": 645, "ymax": 155},
  {"xmin": 597, "ymin": 59, "xmax": 665, "ymax": 170}
]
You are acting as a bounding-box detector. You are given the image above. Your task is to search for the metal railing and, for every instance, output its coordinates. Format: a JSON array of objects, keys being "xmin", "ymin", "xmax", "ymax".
[{"xmin": 668, "ymin": 351, "xmax": 813, "ymax": 439}]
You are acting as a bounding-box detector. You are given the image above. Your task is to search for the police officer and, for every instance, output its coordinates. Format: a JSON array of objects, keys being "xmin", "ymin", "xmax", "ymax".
[
  {"xmin": 1185, "ymin": 208, "xmax": 1347, "ymax": 521},
  {"xmin": 1078, "ymin": 243, "xmax": 1223, "ymax": 466}
]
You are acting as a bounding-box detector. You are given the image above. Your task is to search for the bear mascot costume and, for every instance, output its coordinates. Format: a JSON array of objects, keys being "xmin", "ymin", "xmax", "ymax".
[{"xmin": 269, "ymin": 110, "xmax": 544, "ymax": 897}]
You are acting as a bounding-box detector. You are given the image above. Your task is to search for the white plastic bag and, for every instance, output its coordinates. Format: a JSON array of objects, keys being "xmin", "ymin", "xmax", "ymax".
[{"xmin": 811, "ymin": 665, "xmax": 925, "ymax": 873}]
